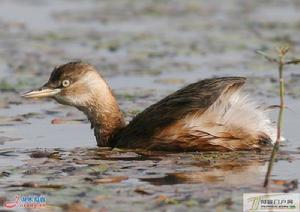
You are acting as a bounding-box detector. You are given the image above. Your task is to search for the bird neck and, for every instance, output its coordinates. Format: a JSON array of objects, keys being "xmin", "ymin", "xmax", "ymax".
[
  {"xmin": 93, "ymin": 101, "xmax": 125, "ymax": 147},
  {"xmin": 77, "ymin": 81, "xmax": 125, "ymax": 147}
]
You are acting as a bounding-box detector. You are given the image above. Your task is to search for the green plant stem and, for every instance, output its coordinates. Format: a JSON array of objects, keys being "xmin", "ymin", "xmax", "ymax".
[
  {"xmin": 263, "ymin": 59, "xmax": 285, "ymax": 188},
  {"xmin": 277, "ymin": 62, "xmax": 285, "ymax": 141},
  {"xmin": 263, "ymin": 141, "xmax": 280, "ymax": 187}
]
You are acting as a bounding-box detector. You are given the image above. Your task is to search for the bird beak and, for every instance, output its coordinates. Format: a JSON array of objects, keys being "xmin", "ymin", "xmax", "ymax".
[{"xmin": 22, "ymin": 87, "xmax": 61, "ymax": 98}]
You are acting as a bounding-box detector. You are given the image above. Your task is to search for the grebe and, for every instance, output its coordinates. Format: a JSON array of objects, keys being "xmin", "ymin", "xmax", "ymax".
[{"xmin": 23, "ymin": 62, "xmax": 275, "ymax": 151}]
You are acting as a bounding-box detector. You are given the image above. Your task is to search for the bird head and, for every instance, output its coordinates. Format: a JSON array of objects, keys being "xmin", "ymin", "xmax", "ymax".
[{"xmin": 22, "ymin": 61, "xmax": 107, "ymax": 107}]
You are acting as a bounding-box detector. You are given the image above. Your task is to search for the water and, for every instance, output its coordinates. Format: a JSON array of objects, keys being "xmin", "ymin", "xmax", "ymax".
[{"xmin": 0, "ymin": 0, "xmax": 300, "ymax": 211}]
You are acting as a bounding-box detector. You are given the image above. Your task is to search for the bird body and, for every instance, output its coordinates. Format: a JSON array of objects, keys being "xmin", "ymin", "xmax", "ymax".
[{"xmin": 23, "ymin": 62, "xmax": 275, "ymax": 151}]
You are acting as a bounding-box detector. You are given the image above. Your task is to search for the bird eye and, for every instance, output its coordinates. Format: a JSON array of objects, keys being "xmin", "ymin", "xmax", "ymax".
[{"xmin": 62, "ymin": 80, "xmax": 70, "ymax": 87}]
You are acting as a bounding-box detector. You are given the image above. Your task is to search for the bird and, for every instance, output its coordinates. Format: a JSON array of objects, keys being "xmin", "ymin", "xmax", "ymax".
[{"xmin": 22, "ymin": 61, "xmax": 276, "ymax": 151}]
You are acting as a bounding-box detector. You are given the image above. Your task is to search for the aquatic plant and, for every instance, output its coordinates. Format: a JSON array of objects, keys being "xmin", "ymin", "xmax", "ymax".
[{"xmin": 257, "ymin": 46, "xmax": 300, "ymax": 188}]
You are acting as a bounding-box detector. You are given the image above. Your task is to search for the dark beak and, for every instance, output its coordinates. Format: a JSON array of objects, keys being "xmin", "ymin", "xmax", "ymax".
[{"xmin": 22, "ymin": 86, "xmax": 61, "ymax": 99}]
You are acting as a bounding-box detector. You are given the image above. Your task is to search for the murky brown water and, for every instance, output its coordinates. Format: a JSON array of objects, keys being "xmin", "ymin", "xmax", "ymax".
[{"xmin": 0, "ymin": 0, "xmax": 300, "ymax": 211}]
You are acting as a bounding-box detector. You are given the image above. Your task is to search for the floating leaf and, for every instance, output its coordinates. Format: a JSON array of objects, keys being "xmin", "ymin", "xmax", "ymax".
[
  {"xmin": 134, "ymin": 188, "xmax": 152, "ymax": 195},
  {"xmin": 93, "ymin": 176, "xmax": 128, "ymax": 184},
  {"xmin": 9, "ymin": 182, "xmax": 64, "ymax": 189},
  {"xmin": 62, "ymin": 202, "xmax": 91, "ymax": 212}
]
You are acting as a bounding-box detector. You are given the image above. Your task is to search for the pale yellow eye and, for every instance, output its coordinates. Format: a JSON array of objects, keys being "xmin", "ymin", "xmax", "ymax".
[{"xmin": 62, "ymin": 80, "xmax": 70, "ymax": 87}]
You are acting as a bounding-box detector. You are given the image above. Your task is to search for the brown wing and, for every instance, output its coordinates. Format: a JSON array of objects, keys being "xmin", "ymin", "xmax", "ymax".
[{"xmin": 113, "ymin": 77, "xmax": 246, "ymax": 149}]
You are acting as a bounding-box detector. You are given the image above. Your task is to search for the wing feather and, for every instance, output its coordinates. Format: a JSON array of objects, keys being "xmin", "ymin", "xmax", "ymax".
[{"xmin": 114, "ymin": 77, "xmax": 246, "ymax": 148}]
